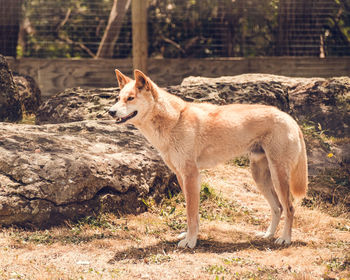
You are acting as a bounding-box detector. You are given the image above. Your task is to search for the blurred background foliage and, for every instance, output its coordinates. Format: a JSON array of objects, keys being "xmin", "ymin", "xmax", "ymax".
[{"xmin": 14, "ymin": 0, "xmax": 350, "ymax": 58}]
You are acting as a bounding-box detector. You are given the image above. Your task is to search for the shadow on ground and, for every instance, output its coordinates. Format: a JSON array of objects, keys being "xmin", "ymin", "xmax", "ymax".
[{"xmin": 108, "ymin": 237, "xmax": 307, "ymax": 264}]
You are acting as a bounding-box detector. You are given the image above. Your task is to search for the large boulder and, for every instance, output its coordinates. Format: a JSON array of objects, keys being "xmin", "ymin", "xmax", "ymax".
[
  {"xmin": 174, "ymin": 75, "xmax": 350, "ymax": 178},
  {"xmin": 35, "ymin": 75, "xmax": 350, "ymax": 174},
  {"xmin": 169, "ymin": 74, "xmax": 290, "ymax": 113},
  {"xmin": 36, "ymin": 74, "xmax": 349, "ymax": 138},
  {"xmin": 2, "ymin": 74, "xmax": 349, "ymax": 226},
  {"xmin": 288, "ymin": 76, "xmax": 349, "ymax": 138},
  {"xmin": 36, "ymin": 87, "xmax": 114, "ymax": 124},
  {"xmin": 0, "ymin": 54, "xmax": 22, "ymax": 122},
  {"xmin": 13, "ymin": 73, "xmax": 42, "ymax": 115},
  {"xmin": 171, "ymin": 74, "xmax": 350, "ymax": 138},
  {"xmin": 0, "ymin": 121, "xmax": 176, "ymax": 227},
  {"xmin": 34, "ymin": 74, "xmax": 350, "ymax": 210}
]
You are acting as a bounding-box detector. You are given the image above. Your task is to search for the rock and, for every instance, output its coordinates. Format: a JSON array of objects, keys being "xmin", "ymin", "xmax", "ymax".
[
  {"xmin": 35, "ymin": 74, "xmax": 350, "ymax": 173},
  {"xmin": 37, "ymin": 74, "xmax": 349, "ymax": 138},
  {"xmin": 172, "ymin": 74, "xmax": 350, "ymax": 138},
  {"xmin": 169, "ymin": 74, "xmax": 290, "ymax": 113},
  {"xmin": 175, "ymin": 75, "xmax": 350, "ymax": 182},
  {"xmin": 0, "ymin": 54, "xmax": 22, "ymax": 122},
  {"xmin": 0, "ymin": 120, "xmax": 176, "ymax": 227},
  {"xmin": 13, "ymin": 73, "xmax": 42, "ymax": 115},
  {"xmin": 36, "ymin": 87, "xmax": 116, "ymax": 124},
  {"xmin": 3, "ymin": 74, "xmax": 349, "ymax": 226},
  {"xmin": 288, "ymin": 76, "xmax": 350, "ymax": 138}
]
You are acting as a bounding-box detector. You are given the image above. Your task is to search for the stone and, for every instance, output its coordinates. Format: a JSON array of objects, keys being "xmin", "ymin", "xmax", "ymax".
[
  {"xmin": 36, "ymin": 87, "xmax": 116, "ymax": 124},
  {"xmin": 169, "ymin": 74, "xmax": 290, "ymax": 113},
  {"xmin": 3, "ymin": 74, "xmax": 349, "ymax": 226},
  {"xmin": 13, "ymin": 73, "xmax": 42, "ymax": 115},
  {"xmin": 173, "ymin": 75, "xmax": 350, "ymax": 178},
  {"xmin": 0, "ymin": 54, "xmax": 22, "ymax": 122},
  {"xmin": 35, "ymin": 74, "xmax": 350, "ymax": 174},
  {"xmin": 36, "ymin": 74, "xmax": 350, "ymax": 138},
  {"xmin": 172, "ymin": 74, "xmax": 350, "ymax": 138},
  {"xmin": 0, "ymin": 120, "xmax": 176, "ymax": 227}
]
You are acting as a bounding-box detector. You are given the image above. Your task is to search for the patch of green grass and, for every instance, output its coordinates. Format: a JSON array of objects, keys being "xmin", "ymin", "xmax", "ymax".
[
  {"xmin": 147, "ymin": 253, "xmax": 172, "ymax": 264},
  {"xmin": 312, "ymin": 168, "xmax": 350, "ymax": 191},
  {"xmin": 10, "ymin": 230, "xmax": 54, "ymax": 245},
  {"xmin": 204, "ymin": 264, "xmax": 230, "ymax": 275},
  {"xmin": 74, "ymin": 215, "xmax": 113, "ymax": 229},
  {"xmin": 321, "ymin": 255, "xmax": 350, "ymax": 280},
  {"xmin": 223, "ymin": 256, "xmax": 257, "ymax": 266},
  {"xmin": 228, "ymin": 156, "xmax": 250, "ymax": 168},
  {"xmin": 200, "ymin": 183, "xmax": 236, "ymax": 222},
  {"xmin": 8, "ymin": 214, "xmax": 128, "ymax": 246},
  {"xmin": 324, "ymin": 255, "xmax": 350, "ymax": 273},
  {"xmin": 165, "ymin": 216, "xmax": 187, "ymax": 231},
  {"xmin": 238, "ymin": 267, "xmax": 280, "ymax": 280},
  {"xmin": 141, "ymin": 192, "xmax": 187, "ymax": 231},
  {"xmin": 300, "ymin": 120, "xmax": 350, "ymax": 217},
  {"xmin": 199, "ymin": 183, "xmax": 260, "ymax": 226},
  {"xmin": 335, "ymin": 223, "xmax": 350, "ymax": 232},
  {"xmin": 203, "ymin": 257, "xmax": 282, "ymax": 280},
  {"xmin": 307, "ymin": 166, "xmax": 350, "ymax": 217},
  {"xmin": 18, "ymin": 114, "xmax": 36, "ymax": 125},
  {"xmin": 11, "ymin": 228, "xmax": 114, "ymax": 246},
  {"xmin": 300, "ymin": 120, "xmax": 332, "ymax": 151},
  {"xmin": 200, "ymin": 182, "xmax": 216, "ymax": 201},
  {"xmin": 140, "ymin": 182, "xmax": 260, "ymax": 234}
]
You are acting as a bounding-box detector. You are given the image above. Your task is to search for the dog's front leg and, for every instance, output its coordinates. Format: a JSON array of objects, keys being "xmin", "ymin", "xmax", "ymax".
[{"xmin": 177, "ymin": 167, "xmax": 200, "ymax": 249}]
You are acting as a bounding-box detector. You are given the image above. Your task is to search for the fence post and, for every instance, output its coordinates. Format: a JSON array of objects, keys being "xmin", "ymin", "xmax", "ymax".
[{"xmin": 131, "ymin": 0, "xmax": 147, "ymax": 73}]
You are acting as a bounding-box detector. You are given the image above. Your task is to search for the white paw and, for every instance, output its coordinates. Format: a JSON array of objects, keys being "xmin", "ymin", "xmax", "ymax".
[
  {"xmin": 255, "ymin": 231, "xmax": 274, "ymax": 239},
  {"xmin": 275, "ymin": 237, "xmax": 291, "ymax": 245},
  {"xmin": 177, "ymin": 234, "xmax": 197, "ymax": 249}
]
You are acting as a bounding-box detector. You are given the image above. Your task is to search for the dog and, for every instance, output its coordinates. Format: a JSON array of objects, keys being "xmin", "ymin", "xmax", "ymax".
[{"xmin": 109, "ymin": 69, "xmax": 308, "ymax": 249}]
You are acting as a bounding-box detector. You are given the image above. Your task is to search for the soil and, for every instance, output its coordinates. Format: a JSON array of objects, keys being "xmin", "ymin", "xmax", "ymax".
[{"xmin": 0, "ymin": 163, "xmax": 349, "ymax": 280}]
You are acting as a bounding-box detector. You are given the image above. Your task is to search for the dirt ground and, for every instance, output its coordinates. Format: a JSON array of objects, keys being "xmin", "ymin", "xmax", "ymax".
[{"xmin": 0, "ymin": 163, "xmax": 349, "ymax": 280}]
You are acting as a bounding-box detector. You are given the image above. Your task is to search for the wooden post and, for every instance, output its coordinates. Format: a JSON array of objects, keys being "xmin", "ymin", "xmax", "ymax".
[{"xmin": 132, "ymin": 0, "xmax": 148, "ymax": 73}]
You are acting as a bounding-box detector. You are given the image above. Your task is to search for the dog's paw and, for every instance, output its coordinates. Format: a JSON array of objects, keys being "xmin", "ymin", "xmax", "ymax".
[
  {"xmin": 255, "ymin": 231, "xmax": 274, "ymax": 239},
  {"xmin": 275, "ymin": 237, "xmax": 291, "ymax": 245},
  {"xmin": 178, "ymin": 234, "xmax": 197, "ymax": 249}
]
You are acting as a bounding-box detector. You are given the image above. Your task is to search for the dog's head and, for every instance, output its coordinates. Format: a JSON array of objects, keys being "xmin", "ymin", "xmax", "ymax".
[{"xmin": 109, "ymin": 69, "xmax": 158, "ymax": 124}]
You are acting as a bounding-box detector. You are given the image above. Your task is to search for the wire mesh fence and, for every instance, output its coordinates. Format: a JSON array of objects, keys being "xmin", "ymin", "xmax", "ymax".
[{"xmin": 0, "ymin": 0, "xmax": 349, "ymax": 59}]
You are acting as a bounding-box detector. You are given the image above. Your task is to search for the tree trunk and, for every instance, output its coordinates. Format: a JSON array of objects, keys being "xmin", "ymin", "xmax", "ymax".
[
  {"xmin": 96, "ymin": 0, "xmax": 131, "ymax": 58},
  {"xmin": 0, "ymin": 0, "xmax": 22, "ymax": 57}
]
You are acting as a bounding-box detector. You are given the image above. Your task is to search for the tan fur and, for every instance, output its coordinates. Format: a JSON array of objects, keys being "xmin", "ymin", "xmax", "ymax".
[
  {"xmin": 109, "ymin": 69, "xmax": 308, "ymax": 248},
  {"xmin": 290, "ymin": 130, "xmax": 308, "ymax": 198}
]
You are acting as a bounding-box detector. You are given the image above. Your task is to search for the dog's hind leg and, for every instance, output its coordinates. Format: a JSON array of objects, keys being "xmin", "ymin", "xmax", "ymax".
[
  {"xmin": 266, "ymin": 158, "xmax": 295, "ymax": 245},
  {"xmin": 250, "ymin": 152, "xmax": 282, "ymax": 240},
  {"xmin": 177, "ymin": 164, "xmax": 200, "ymax": 249}
]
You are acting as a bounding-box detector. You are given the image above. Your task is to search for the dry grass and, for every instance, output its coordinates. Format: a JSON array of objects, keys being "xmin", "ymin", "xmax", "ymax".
[{"xmin": 1, "ymin": 163, "xmax": 349, "ymax": 280}]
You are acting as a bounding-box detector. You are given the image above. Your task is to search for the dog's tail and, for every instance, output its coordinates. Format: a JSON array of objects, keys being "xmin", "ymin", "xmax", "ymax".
[{"xmin": 290, "ymin": 129, "xmax": 308, "ymax": 198}]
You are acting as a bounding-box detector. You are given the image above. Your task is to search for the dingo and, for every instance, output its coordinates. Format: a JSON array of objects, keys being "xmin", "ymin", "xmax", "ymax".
[{"xmin": 109, "ymin": 69, "xmax": 308, "ymax": 249}]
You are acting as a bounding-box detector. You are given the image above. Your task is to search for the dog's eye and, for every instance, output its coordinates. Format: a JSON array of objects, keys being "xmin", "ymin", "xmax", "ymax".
[{"xmin": 127, "ymin": 97, "xmax": 134, "ymax": 101}]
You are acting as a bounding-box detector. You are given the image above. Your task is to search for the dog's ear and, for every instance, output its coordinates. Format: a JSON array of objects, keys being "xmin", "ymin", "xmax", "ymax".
[
  {"xmin": 115, "ymin": 69, "xmax": 132, "ymax": 89},
  {"xmin": 134, "ymin": 70, "xmax": 158, "ymax": 100}
]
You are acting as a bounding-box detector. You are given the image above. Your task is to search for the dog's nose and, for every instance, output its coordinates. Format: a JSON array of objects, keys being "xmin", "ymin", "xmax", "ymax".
[{"xmin": 109, "ymin": 109, "xmax": 116, "ymax": 117}]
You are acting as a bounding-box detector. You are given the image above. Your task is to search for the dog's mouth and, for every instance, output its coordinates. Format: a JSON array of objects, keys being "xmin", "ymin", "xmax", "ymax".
[{"xmin": 115, "ymin": 111, "xmax": 138, "ymax": 124}]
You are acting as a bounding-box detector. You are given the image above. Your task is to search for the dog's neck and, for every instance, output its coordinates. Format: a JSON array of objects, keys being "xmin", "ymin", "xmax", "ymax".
[{"xmin": 133, "ymin": 89, "xmax": 187, "ymax": 151}]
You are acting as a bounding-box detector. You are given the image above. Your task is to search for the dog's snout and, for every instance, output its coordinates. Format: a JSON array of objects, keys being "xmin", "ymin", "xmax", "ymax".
[{"xmin": 109, "ymin": 109, "xmax": 116, "ymax": 117}]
